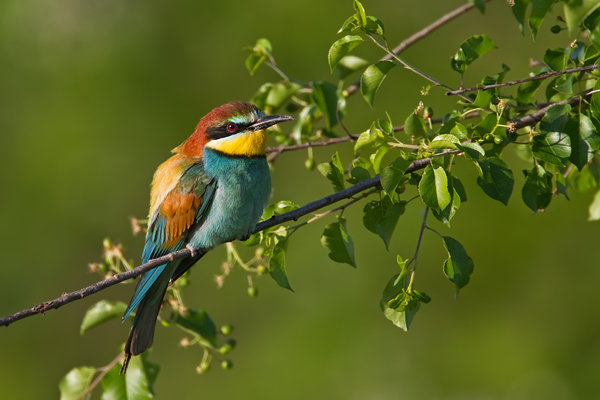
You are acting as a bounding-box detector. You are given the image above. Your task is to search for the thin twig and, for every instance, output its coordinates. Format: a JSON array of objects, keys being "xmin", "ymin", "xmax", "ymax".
[
  {"xmin": 74, "ymin": 352, "xmax": 124, "ymax": 400},
  {"xmin": 445, "ymin": 65, "xmax": 599, "ymax": 96},
  {"xmin": 345, "ymin": 1, "xmax": 488, "ymax": 96},
  {"xmin": 265, "ymin": 112, "xmax": 480, "ymax": 156},
  {"xmin": 407, "ymin": 207, "xmax": 429, "ymax": 292},
  {"xmin": 511, "ymin": 89, "xmax": 593, "ymax": 131}
]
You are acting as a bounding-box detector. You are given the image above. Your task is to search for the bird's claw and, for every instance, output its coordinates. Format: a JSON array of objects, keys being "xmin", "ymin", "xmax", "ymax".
[{"xmin": 186, "ymin": 244, "xmax": 198, "ymax": 258}]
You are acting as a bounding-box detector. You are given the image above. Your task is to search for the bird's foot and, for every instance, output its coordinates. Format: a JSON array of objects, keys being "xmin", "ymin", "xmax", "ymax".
[{"xmin": 186, "ymin": 244, "xmax": 198, "ymax": 258}]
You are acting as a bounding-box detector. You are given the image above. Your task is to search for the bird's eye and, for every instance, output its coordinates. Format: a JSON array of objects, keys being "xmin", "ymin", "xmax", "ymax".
[{"xmin": 227, "ymin": 123, "xmax": 237, "ymax": 132}]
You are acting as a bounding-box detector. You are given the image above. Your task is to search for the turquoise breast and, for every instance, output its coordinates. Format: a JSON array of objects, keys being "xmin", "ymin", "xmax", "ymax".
[{"xmin": 187, "ymin": 148, "xmax": 271, "ymax": 250}]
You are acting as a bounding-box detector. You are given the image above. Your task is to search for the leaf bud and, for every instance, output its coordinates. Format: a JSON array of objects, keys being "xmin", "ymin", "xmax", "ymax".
[
  {"xmin": 550, "ymin": 25, "xmax": 561, "ymax": 34},
  {"xmin": 221, "ymin": 360, "xmax": 233, "ymax": 370},
  {"xmin": 220, "ymin": 325, "xmax": 233, "ymax": 335},
  {"xmin": 423, "ymin": 106, "xmax": 434, "ymax": 119},
  {"xmin": 256, "ymin": 265, "xmax": 268, "ymax": 275},
  {"xmin": 305, "ymin": 158, "xmax": 315, "ymax": 171},
  {"xmin": 255, "ymin": 247, "xmax": 265, "ymax": 258}
]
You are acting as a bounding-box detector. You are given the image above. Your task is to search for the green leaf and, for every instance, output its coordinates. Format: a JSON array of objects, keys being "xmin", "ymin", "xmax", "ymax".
[
  {"xmin": 334, "ymin": 55, "xmax": 369, "ymax": 80},
  {"xmin": 174, "ymin": 309, "xmax": 218, "ymax": 348},
  {"xmin": 469, "ymin": 0, "xmax": 486, "ymax": 13},
  {"xmin": 363, "ymin": 197, "xmax": 392, "ymax": 234},
  {"xmin": 512, "ymin": 0, "xmax": 531, "ymax": 33},
  {"xmin": 442, "ymin": 236, "xmax": 474, "ymax": 293},
  {"xmin": 354, "ymin": 122, "xmax": 386, "ymax": 153},
  {"xmin": 370, "ymin": 146, "xmax": 388, "ymax": 174},
  {"xmin": 365, "ymin": 16, "xmax": 385, "ymax": 36},
  {"xmin": 564, "ymin": 0, "xmax": 600, "ymax": 34},
  {"xmin": 353, "ymin": 0, "xmax": 368, "ymax": 26},
  {"xmin": 476, "ymin": 157, "xmax": 515, "ymax": 205},
  {"xmin": 589, "ymin": 189, "xmax": 600, "ymax": 221},
  {"xmin": 522, "ymin": 165, "xmax": 553, "ymax": 212},
  {"xmin": 432, "ymin": 187, "xmax": 461, "ymax": 227},
  {"xmin": 517, "ymin": 78, "xmax": 545, "ymax": 103},
  {"xmin": 80, "ymin": 300, "xmax": 128, "ymax": 335},
  {"xmin": 328, "ymin": 35, "xmax": 364, "ymax": 72},
  {"xmin": 59, "ymin": 367, "xmax": 96, "ymax": 400},
  {"xmin": 262, "ymin": 200, "xmax": 300, "ymax": 220},
  {"xmin": 418, "ymin": 164, "xmax": 451, "ymax": 212},
  {"xmin": 540, "ymin": 104, "xmax": 571, "ymax": 133},
  {"xmin": 245, "ymin": 54, "xmax": 266, "ymax": 76},
  {"xmin": 380, "ymin": 273, "xmax": 420, "ymax": 331},
  {"xmin": 565, "ymin": 114, "xmax": 600, "ymax": 171},
  {"xmin": 347, "ymin": 166, "xmax": 371, "ymax": 184},
  {"xmin": 529, "ymin": 0, "xmax": 555, "ymax": 40},
  {"xmin": 404, "ymin": 113, "xmax": 427, "ymax": 138},
  {"xmin": 311, "ymin": 81, "xmax": 340, "ymax": 130},
  {"xmin": 250, "ymin": 83, "xmax": 273, "ymax": 110},
  {"xmin": 532, "ymin": 131, "xmax": 571, "ymax": 166},
  {"xmin": 451, "ymin": 34, "xmax": 498, "ymax": 73},
  {"xmin": 544, "ymin": 47, "xmax": 572, "ymax": 72},
  {"xmin": 101, "ymin": 351, "xmax": 156, "ymax": 400},
  {"xmin": 584, "ymin": 6, "xmax": 600, "ymax": 31},
  {"xmin": 269, "ymin": 233, "xmax": 293, "ymax": 291},
  {"xmin": 376, "ymin": 202, "xmax": 406, "ymax": 250},
  {"xmin": 452, "ymin": 176, "xmax": 468, "ymax": 202},
  {"xmin": 338, "ymin": 15, "xmax": 361, "ymax": 34},
  {"xmin": 321, "ymin": 217, "xmax": 356, "ymax": 267},
  {"xmin": 380, "ymin": 157, "xmax": 412, "ymax": 199},
  {"xmin": 318, "ymin": 152, "xmax": 345, "ymax": 192},
  {"xmin": 429, "ymin": 134, "xmax": 460, "ymax": 150},
  {"xmin": 265, "ymin": 82, "xmax": 301, "ymax": 111},
  {"xmin": 360, "ymin": 61, "xmax": 396, "ymax": 108},
  {"xmin": 450, "ymin": 123, "xmax": 468, "ymax": 140},
  {"xmin": 457, "ymin": 142, "xmax": 486, "ymax": 161}
]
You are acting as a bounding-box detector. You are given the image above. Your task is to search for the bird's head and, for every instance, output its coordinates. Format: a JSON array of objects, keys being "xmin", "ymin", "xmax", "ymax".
[{"xmin": 174, "ymin": 101, "xmax": 294, "ymax": 157}]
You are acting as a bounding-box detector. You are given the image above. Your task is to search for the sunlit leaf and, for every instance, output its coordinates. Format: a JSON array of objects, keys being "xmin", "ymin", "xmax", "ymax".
[
  {"xmin": 418, "ymin": 164, "xmax": 451, "ymax": 212},
  {"xmin": 59, "ymin": 367, "xmax": 96, "ymax": 400},
  {"xmin": 529, "ymin": 0, "xmax": 555, "ymax": 40},
  {"xmin": 80, "ymin": 300, "xmax": 128, "ymax": 335},
  {"xmin": 312, "ymin": 81, "xmax": 340, "ymax": 130},
  {"xmin": 451, "ymin": 34, "xmax": 498, "ymax": 73},
  {"xmin": 328, "ymin": 35, "xmax": 364, "ymax": 72},
  {"xmin": 361, "ymin": 61, "xmax": 396, "ymax": 108},
  {"xmin": 318, "ymin": 152, "xmax": 345, "ymax": 192}
]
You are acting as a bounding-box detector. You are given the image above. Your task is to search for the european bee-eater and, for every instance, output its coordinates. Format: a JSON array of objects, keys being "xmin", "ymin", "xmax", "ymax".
[{"xmin": 120, "ymin": 101, "xmax": 294, "ymax": 373}]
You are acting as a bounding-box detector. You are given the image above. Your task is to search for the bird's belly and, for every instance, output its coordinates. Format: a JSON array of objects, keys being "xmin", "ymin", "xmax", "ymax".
[{"xmin": 187, "ymin": 160, "xmax": 270, "ymax": 250}]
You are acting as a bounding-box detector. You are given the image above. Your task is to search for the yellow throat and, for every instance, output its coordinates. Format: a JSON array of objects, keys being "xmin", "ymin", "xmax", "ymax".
[{"xmin": 205, "ymin": 129, "xmax": 268, "ymax": 157}]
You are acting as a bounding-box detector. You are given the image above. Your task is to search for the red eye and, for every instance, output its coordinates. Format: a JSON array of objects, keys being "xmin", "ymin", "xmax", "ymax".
[{"xmin": 227, "ymin": 123, "xmax": 237, "ymax": 132}]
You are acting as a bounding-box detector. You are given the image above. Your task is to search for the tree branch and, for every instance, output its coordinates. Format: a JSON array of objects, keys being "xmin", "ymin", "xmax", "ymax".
[
  {"xmin": 0, "ymin": 157, "xmax": 437, "ymax": 328},
  {"xmin": 445, "ymin": 65, "xmax": 599, "ymax": 96},
  {"xmin": 0, "ymin": 85, "xmax": 578, "ymax": 328},
  {"xmin": 345, "ymin": 1, "xmax": 488, "ymax": 96}
]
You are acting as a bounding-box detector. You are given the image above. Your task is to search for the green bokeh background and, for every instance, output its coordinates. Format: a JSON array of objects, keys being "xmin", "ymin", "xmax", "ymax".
[{"xmin": 1, "ymin": 0, "xmax": 599, "ymax": 398}]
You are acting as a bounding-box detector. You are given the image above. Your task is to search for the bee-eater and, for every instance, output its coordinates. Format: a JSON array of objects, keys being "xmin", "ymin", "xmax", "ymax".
[{"xmin": 120, "ymin": 101, "xmax": 294, "ymax": 373}]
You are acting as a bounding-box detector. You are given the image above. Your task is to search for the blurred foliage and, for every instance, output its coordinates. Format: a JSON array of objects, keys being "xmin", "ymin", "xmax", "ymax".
[{"xmin": 2, "ymin": 0, "xmax": 600, "ymax": 399}]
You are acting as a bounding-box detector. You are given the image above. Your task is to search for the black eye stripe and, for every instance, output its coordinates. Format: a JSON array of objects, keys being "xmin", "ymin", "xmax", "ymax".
[{"xmin": 206, "ymin": 121, "xmax": 252, "ymax": 140}]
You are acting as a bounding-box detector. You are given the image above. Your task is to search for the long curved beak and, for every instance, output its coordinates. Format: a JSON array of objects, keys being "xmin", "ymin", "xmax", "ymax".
[{"xmin": 249, "ymin": 115, "xmax": 295, "ymax": 131}]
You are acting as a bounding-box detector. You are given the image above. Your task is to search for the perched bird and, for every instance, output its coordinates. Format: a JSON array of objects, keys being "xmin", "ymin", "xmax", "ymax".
[{"xmin": 120, "ymin": 101, "xmax": 294, "ymax": 373}]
